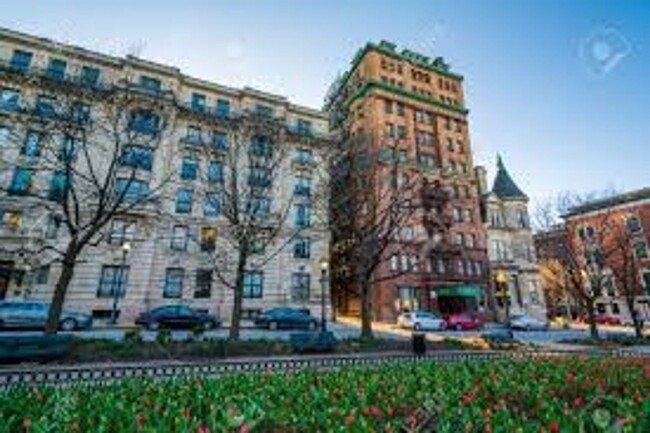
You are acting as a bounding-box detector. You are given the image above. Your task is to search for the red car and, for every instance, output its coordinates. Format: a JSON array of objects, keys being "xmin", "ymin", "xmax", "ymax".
[
  {"xmin": 594, "ymin": 314, "xmax": 621, "ymax": 326},
  {"xmin": 445, "ymin": 312, "xmax": 484, "ymax": 331}
]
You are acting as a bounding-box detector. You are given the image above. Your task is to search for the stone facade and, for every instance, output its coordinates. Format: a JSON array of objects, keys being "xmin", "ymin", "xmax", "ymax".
[
  {"xmin": 478, "ymin": 157, "xmax": 546, "ymax": 321},
  {"xmin": 0, "ymin": 27, "xmax": 330, "ymax": 324}
]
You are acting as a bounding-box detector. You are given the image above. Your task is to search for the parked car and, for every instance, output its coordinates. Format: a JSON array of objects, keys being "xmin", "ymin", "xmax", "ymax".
[
  {"xmin": 510, "ymin": 314, "xmax": 548, "ymax": 331},
  {"xmin": 135, "ymin": 305, "xmax": 221, "ymax": 331},
  {"xmin": 594, "ymin": 314, "xmax": 622, "ymax": 326},
  {"xmin": 397, "ymin": 311, "xmax": 446, "ymax": 331},
  {"xmin": 0, "ymin": 301, "xmax": 92, "ymax": 331},
  {"xmin": 445, "ymin": 312, "xmax": 483, "ymax": 331},
  {"xmin": 254, "ymin": 308, "xmax": 318, "ymax": 330}
]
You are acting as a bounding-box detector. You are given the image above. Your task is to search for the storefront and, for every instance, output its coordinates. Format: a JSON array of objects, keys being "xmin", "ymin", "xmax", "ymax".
[{"xmin": 435, "ymin": 285, "xmax": 483, "ymax": 316}]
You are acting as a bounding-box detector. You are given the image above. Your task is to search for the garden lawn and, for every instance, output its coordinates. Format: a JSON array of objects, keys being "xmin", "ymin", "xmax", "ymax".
[{"xmin": 1, "ymin": 357, "xmax": 649, "ymax": 432}]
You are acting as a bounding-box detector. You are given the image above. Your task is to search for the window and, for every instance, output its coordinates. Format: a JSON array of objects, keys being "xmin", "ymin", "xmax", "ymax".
[
  {"xmin": 163, "ymin": 268, "xmax": 184, "ymax": 298},
  {"xmin": 418, "ymin": 153, "xmax": 435, "ymax": 168},
  {"xmin": 294, "ymin": 176, "xmax": 311, "ymax": 197},
  {"xmin": 467, "ymin": 234, "xmax": 476, "ymax": 248},
  {"xmin": 384, "ymin": 99, "xmax": 393, "ymax": 114},
  {"xmin": 212, "ymin": 131, "xmax": 228, "ymax": 151},
  {"xmin": 191, "ymin": 93, "xmax": 206, "ymax": 111},
  {"xmin": 35, "ymin": 95, "xmax": 57, "ymax": 118},
  {"xmin": 171, "ymin": 225, "xmax": 188, "ymax": 251},
  {"xmin": 453, "ymin": 207, "xmax": 462, "ymax": 223},
  {"xmin": 396, "ymin": 102, "xmax": 405, "ymax": 116},
  {"xmin": 456, "ymin": 259, "xmax": 465, "ymax": 276},
  {"xmin": 216, "ymin": 99, "xmax": 230, "ymax": 117},
  {"xmin": 8, "ymin": 167, "xmax": 33, "ymax": 195},
  {"xmin": 139, "ymin": 75, "xmax": 162, "ymax": 92},
  {"xmin": 296, "ymin": 119, "xmax": 312, "ymax": 135},
  {"xmin": 473, "ymin": 261, "xmax": 483, "ymax": 276},
  {"xmin": 176, "ymin": 189, "xmax": 193, "ymax": 214},
  {"xmin": 79, "ymin": 66, "xmax": 100, "ymax": 86},
  {"xmin": 250, "ymin": 136, "xmax": 273, "ymax": 158},
  {"xmin": 46, "ymin": 58, "xmax": 67, "ymax": 79},
  {"xmin": 121, "ymin": 145, "xmax": 153, "ymax": 171},
  {"xmin": 10, "ymin": 50, "xmax": 32, "ymax": 71},
  {"xmin": 248, "ymin": 166, "xmax": 271, "ymax": 188},
  {"xmin": 35, "ymin": 265, "xmax": 50, "ymax": 285},
  {"xmin": 247, "ymin": 196, "xmax": 271, "ymax": 218},
  {"xmin": 455, "ymin": 233, "xmax": 463, "ymax": 246},
  {"xmin": 397, "ymin": 125, "xmax": 407, "ymax": 139},
  {"xmin": 200, "ymin": 226, "xmax": 217, "ymax": 252},
  {"xmin": 204, "ymin": 192, "xmax": 221, "ymax": 217},
  {"xmin": 626, "ymin": 215, "xmax": 642, "ymax": 233},
  {"xmin": 21, "ymin": 131, "xmax": 41, "ymax": 157},
  {"xmin": 48, "ymin": 171, "xmax": 69, "ymax": 202},
  {"xmin": 194, "ymin": 269, "xmax": 212, "ymax": 299},
  {"xmin": 634, "ymin": 242, "xmax": 648, "ymax": 259},
  {"xmin": 596, "ymin": 303, "xmax": 606, "ymax": 314},
  {"xmin": 0, "ymin": 88, "xmax": 20, "ymax": 111},
  {"xmin": 186, "ymin": 126, "xmax": 202, "ymax": 144},
  {"xmin": 385, "ymin": 122, "xmax": 395, "ymax": 138},
  {"xmin": 464, "ymin": 209, "xmax": 473, "ymax": 223},
  {"xmin": 643, "ymin": 271, "xmax": 650, "ymax": 295},
  {"xmin": 109, "ymin": 220, "xmax": 135, "ymax": 245},
  {"xmin": 403, "ymin": 226, "xmax": 414, "ymax": 240},
  {"xmin": 70, "ymin": 102, "xmax": 90, "ymax": 123},
  {"xmin": 180, "ymin": 157, "xmax": 198, "ymax": 180},
  {"xmin": 390, "ymin": 254, "xmax": 399, "ymax": 271},
  {"xmin": 295, "ymin": 204, "xmax": 311, "ymax": 228},
  {"xmin": 518, "ymin": 209, "xmax": 529, "ymax": 228},
  {"xmin": 256, "ymin": 104, "xmax": 273, "ymax": 119},
  {"xmin": 401, "ymin": 254, "xmax": 409, "ymax": 272},
  {"xmin": 293, "ymin": 148, "xmax": 313, "ymax": 165},
  {"xmin": 45, "ymin": 215, "xmax": 61, "ymax": 239},
  {"xmin": 291, "ymin": 273, "xmax": 310, "ymax": 302},
  {"xmin": 243, "ymin": 271, "xmax": 263, "ymax": 298},
  {"xmin": 129, "ymin": 110, "xmax": 160, "ymax": 135},
  {"xmin": 207, "ymin": 160, "xmax": 223, "ymax": 183},
  {"xmin": 114, "ymin": 179, "xmax": 150, "ymax": 202},
  {"xmin": 293, "ymin": 237, "xmax": 311, "ymax": 258},
  {"xmin": 97, "ymin": 265, "xmax": 129, "ymax": 298}
]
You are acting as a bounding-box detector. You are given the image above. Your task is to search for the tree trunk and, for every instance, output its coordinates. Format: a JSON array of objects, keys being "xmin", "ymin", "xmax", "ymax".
[
  {"xmin": 360, "ymin": 277, "xmax": 373, "ymax": 340},
  {"xmin": 228, "ymin": 255, "xmax": 247, "ymax": 341},
  {"xmin": 45, "ymin": 246, "xmax": 78, "ymax": 334},
  {"xmin": 585, "ymin": 301, "xmax": 599, "ymax": 340}
]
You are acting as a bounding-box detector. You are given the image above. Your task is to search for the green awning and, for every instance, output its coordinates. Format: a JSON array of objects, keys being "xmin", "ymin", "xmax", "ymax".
[{"xmin": 436, "ymin": 285, "xmax": 482, "ymax": 298}]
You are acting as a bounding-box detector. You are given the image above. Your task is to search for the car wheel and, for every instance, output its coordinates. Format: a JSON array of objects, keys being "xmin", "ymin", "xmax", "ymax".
[
  {"xmin": 308, "ymin": 321, "xmax": 317, "ymax": 331},
  {"xmin": 60, "ymin": 318, "xmax": 77, "ymax": 332},
  {"xmin": 414, "ymin": 323, "xmax": 421, "ymax": 331},
  {"xmin": 439, "ymin": 322, "xmax": 446, "ymax": 331},
  {"xmin": 148, "ymin": 321, "xmax": 160, "ymax": 331},
  {"xmin": 525, "ymin": 324, "xmax": 531, "ymax": 332},
  {"xmin": 455, "ymin": 324, "xmax": 463, "ymax": 331},
  {"xmin": 268, "ymin": 321, "xmax": 278, "ymax": 331},
  {"xmin": 203, "ymin": 320, "xmax": 215, "ymax": 331}
]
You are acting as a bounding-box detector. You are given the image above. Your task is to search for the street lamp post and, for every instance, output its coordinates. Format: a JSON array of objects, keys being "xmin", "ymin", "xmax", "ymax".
[
  {"xmin": 319, "ymin": 258, "xmax": 329, "ymax": 332},
  {"xmin": 495, "ymin": 269, "xmax": 510, "ymax": 327},
  {"xmin": 110, "ymin": 242, "xmax": 131, "ymax": 325}
]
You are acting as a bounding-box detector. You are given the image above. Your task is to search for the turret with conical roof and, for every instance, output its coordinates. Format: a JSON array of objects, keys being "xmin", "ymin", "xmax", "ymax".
[{"xmin": 491, "ymin": 155, "xmax": 527, "ymax": 200}]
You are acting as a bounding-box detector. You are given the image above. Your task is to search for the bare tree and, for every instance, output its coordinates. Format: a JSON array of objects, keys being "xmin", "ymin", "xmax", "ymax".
[
  {"xmin": 329, "ymin": 132, "xmax": 436, "ymax": 339},
  {"xmin": 186, "ymin": 108, "xmax": 328, "ymax": 340},
  {"xmin": 0, "ymin": 68, "xmax": 176, "ymax": 332}
]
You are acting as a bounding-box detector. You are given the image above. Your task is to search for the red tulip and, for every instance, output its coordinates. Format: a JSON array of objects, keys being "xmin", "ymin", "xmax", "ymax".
[
  {"xmin": 239, "ymin": 423, "xmax": 249, "ymax": 433},
  {"xmin": 573, "ymin": 397, "xmax": 584, "ymax": 407},
  {"xmin": 566, "ymin": 372, "xmax": 574, "ymax": 382},
  {"xmin": 197, "ymin": 425, "xmax": 209, "ymax": 433},
  {"xmin": 370, "ymin": 406, "xmax": 382, "ymax": 418},
  {"xmin": 182, "ymin": 409, "xmax": 191, "ymax": 419},
  {"xmin": 549, "ymin": 421, "xmax": 560, "ymax": 433},
  {"xmin": 344, "ymin": 414, "xmax": 355, "ymax": 426}
]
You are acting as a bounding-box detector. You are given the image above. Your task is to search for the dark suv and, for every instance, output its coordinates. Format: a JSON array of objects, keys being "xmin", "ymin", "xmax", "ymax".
[{"xmin": 135, "ymin": 305, "xmax": 221, "ymax": 331}]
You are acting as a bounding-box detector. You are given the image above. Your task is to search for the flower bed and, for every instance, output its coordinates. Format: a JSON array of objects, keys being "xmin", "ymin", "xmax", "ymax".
[{"xmin": 1, "ymin": 357, "xmax": 649, "ymax": 431}]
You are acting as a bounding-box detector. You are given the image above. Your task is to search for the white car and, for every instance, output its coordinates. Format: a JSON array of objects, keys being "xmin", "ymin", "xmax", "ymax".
[
  {"xmin": 397, "ymin": 311, "xmax": 446, "ymax": 331},
  {"xmin": 510, "ymin": 314, "xmax": 548, "ymax": 331}
]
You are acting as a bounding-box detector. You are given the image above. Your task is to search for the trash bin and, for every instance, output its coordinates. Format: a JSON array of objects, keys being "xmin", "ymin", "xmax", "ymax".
[{"xmin": 412, "ymin": 332, "xmax": 426, "ymax": 356}]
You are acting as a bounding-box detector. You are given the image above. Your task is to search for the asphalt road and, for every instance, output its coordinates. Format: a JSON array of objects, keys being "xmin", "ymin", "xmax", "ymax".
[{"xmin": 0, "ymin": 321, "xmax": 637, "ymax": 345}]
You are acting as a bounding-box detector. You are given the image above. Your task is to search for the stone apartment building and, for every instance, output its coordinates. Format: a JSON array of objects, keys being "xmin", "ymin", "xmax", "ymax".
[
  {"xmin": 477, "ymin": 157, "xmax": 546, "ymax": 321},
  {"xmin": 0, "ymin": 27, "xmax": 330, "ymax": 324},
  {"xmin": 325, "ymin": 41, "xmax": 489, "ymax": 322}
]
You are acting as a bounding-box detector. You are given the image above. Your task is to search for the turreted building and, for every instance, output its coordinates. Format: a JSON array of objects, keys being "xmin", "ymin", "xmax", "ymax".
[{"xmin": 478, "ymin": 156, "xmax": 546, "ymax": 321}]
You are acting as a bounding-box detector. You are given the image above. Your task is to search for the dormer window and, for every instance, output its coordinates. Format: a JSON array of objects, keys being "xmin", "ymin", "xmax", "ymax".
[
  {"xmin": 47, "ymin": 58, "xmax": 67, "ymax": 80},
  {"xmin": 139, "ymin": 75, "xmax": 161, "ymax": 92}
]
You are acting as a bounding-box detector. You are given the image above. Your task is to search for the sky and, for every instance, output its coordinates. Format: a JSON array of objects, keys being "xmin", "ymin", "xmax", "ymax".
[{"xmin": 1, "ymin": 0, "xmax": 648, "ymax": 208}]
